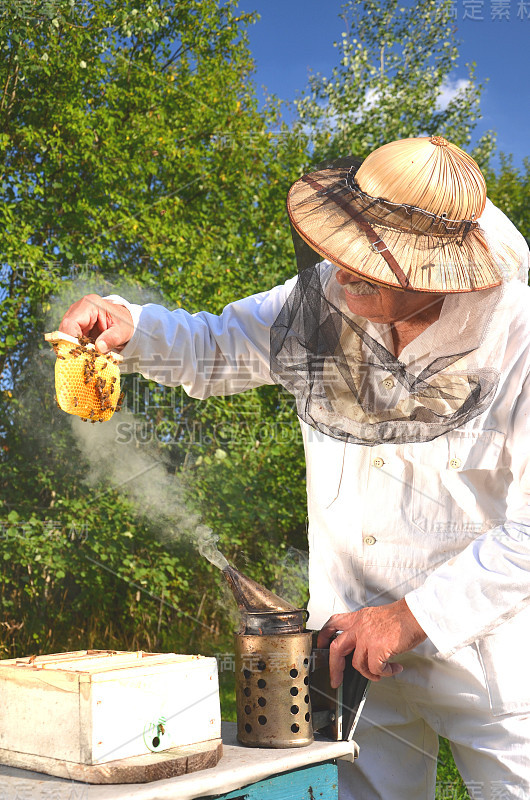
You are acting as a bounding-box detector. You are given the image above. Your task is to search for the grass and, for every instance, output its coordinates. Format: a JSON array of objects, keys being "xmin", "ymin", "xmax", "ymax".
[
  {"xmin": 219, "ymin": 669, "xmax": 237, "ymax": 722},
  {"xmin": 219, "ymin": 678, "xmax": 470, "ymax": 798},
  {"xmin": 436, "ymin": 738, "xmax": 470, "ymax": 799}
]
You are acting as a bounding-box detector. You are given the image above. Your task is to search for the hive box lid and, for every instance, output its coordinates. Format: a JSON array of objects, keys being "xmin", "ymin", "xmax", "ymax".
[{"xmin": 1, "ymin": 649, "xmax": 205, "ymax": 681}]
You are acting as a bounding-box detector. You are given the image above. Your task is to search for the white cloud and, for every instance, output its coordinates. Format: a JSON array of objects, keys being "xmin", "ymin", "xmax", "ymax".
[
  {"xmin": 362, "ymin": 87, "xmax": 381, "ymax": 111},
  {"xmin": 436, "ymin": 78, "xmax": 471, "ymax": 111}
]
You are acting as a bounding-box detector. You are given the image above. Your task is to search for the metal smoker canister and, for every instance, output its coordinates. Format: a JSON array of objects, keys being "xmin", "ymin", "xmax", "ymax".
[{"xmin": 223, "ymin": 566, "xmax": 313, "ymax": 748}]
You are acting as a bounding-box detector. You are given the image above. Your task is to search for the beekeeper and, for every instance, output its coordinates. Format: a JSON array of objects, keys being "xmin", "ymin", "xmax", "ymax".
[{"xmin": 60, "ymin": 136, "xmax": 530, "ymax": 800}]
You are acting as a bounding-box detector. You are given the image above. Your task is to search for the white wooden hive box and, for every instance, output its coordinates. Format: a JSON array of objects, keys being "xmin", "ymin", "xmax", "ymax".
[{"xmin": 0, "ymin": 650, "xmax": 221, "ymax": 766}]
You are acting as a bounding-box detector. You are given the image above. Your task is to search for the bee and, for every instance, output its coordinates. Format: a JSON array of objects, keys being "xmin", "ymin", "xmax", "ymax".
[
  {"xmin": 83, "ymin": 362, "xmax": 96, "ymax": 384},
  {"xmin": 88, "ymin": 410, "xmax": 94, "ymax": 419},
  {"xmin": 157, "ymin": 723, "xmax": 165, "ymax": 736},
  {"xmin": 101, "ymin": 363, "xmax": 107, "ymax": 371},
  {"xmin": 73, "ymin": 397, "xmax": 78, "ymax": 407},
  {"xmin": 28, "ymin": 655, "xmax": 36, "ymax": 665}
]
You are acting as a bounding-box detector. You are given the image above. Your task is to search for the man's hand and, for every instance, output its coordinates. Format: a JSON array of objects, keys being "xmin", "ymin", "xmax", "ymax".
[
  {"xmin": 59, "ymin": 294, "xmax": 134, "ymax": 354},
  {"xmin": 317, "ymin": 598, "xmax": 427, "ymax": 686}
]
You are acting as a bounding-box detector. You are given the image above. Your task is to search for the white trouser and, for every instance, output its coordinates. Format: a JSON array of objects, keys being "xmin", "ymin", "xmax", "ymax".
[{"xmin": 339, "ymin": 645, "xmax": 530, "ymax": 800}]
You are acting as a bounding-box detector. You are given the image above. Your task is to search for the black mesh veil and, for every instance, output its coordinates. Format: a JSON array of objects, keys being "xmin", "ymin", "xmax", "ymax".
[{"xmin": 270, "ymin": 158, "xmax": 501, "ymax": 446}]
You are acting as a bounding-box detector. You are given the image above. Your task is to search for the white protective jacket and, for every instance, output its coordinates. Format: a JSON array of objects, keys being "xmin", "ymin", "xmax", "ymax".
[{"xmin": 111, "ymin": 202, "xmax": 530, "ymax": 718}]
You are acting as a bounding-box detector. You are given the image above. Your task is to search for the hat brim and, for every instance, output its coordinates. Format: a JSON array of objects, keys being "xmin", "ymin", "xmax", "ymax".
[{"xmin": 287, "ymin": 166, "xmax": 519, "ymax": 293}]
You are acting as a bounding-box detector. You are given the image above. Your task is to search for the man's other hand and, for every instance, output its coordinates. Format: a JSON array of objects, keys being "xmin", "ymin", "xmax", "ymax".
[
  {"xmin": 59, "ymin": 294, "xmax": 134, "ymax": 354},
  {"xmin": 317, "ymin": 598, "xmax": 427, "ymax": 686}
]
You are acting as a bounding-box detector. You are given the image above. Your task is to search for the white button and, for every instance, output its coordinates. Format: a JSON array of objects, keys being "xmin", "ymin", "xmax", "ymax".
[
  {"xmin": 449, "ymin": 458, "xmax": 461, "ymax": 470},
  {"xmin": 372, "ymin": 457, "xmax": 385, "ymax": 468},
  {"xmin": 364, "ymin": 536, "xmax": 377, "ymax": 546},
  {"xmin": 382, "ymin": 377, "xmax": 395, "ymax": 389}
]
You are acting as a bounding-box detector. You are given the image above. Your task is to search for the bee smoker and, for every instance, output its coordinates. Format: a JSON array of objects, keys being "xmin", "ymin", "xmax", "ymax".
[
  {"xmin": 223, "ymin": 565, "xmax": 314, "ymax": 748},
  {"xmin": 223, "ymin": 563, "xmax": 371, "ymax": 749}
]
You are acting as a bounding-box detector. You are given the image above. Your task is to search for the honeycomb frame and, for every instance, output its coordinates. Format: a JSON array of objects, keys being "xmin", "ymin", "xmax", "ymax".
[{"xmin": 45, "ymin": 331, "xmax": 124, "ymax": 423}]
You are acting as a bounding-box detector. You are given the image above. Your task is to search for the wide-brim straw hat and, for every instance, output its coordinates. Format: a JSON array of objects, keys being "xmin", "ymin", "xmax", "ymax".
[{"xmin": 287, "ymin": 136, "xmax": 519, "ymax": 292}]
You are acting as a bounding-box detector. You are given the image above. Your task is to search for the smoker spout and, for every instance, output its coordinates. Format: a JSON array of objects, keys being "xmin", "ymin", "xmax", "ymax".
[{"xmin": 222, "ymin": 564, "xmax": 296, "ymax": 613}]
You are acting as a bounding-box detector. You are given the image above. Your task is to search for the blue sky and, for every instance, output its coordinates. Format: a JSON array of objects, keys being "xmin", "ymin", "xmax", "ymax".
[{"xmin": 239, "ymin": 0, "xmax": 529, "ymax": 169}]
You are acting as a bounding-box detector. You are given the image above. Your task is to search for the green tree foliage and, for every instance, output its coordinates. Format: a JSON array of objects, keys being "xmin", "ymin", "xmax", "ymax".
[
  {"xmin": 0, "ymin": 0, "xmax": 302, "ymax": 369},
  {"xmin": 0, "ymin": 0, "xmax": 308, "ymax": 658},
  {"xmin": 295, "ymin": 0, "xmax": 494, "ymax": 163},
  {"xmin": 484, "ymin": 155, "xmax": 530, "ymax": 243}
]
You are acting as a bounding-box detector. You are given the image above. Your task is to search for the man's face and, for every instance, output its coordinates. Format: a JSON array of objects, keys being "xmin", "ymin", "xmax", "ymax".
[{"xmin": 334, "ymin": 268, "xmax": 446, "ymax": 325}]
